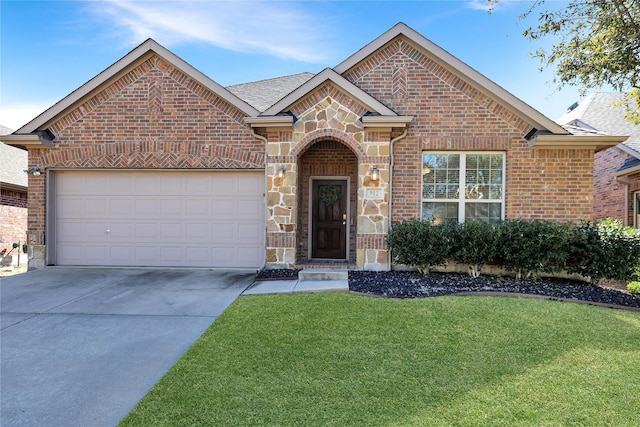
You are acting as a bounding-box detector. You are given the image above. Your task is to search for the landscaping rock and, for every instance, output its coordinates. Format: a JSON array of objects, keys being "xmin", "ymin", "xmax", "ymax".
[{"xmin": 349, "ymin": 271, "xmax": 640, "ymax": 309}]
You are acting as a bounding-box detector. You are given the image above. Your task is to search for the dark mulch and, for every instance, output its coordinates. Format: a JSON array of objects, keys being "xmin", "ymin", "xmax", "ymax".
[
  {"xmin": 255, "ymin": 268, "xmax": 301, "ymax": 281},
  {"xmin": 349, "ymin": 271, "xmax": 640, "ymax": 309}
]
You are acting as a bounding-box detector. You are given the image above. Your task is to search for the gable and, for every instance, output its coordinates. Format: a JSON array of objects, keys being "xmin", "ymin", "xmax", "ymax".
[
  {"xmin": 9, "ymin": 39, "xmax": 258, "ymax": 145},
  {"xmin": 336, "ymin": 23, "xmax": 568, "ymax": 137},
  {"xmin": 49, "ymin": 54, "xmax": 253, "ymax": 139}
]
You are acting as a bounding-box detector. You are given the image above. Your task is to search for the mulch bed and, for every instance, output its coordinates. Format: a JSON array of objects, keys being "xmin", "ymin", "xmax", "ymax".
[{"xmin": 349, "ymin": 271, "xmax": 640, "ymax": 310}]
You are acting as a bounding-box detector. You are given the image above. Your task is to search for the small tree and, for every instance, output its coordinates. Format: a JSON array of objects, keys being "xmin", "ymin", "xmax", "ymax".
[
  {"xmin": 449, "ymin": 220, "xmax": 499, "ymax": 278},
  {"xmin": 387, "ymin": 219, "xmax": 452, "ymax": 274}
]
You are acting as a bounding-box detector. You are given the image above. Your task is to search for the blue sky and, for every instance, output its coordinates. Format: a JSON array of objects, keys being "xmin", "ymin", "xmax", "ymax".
[{"xmin": 1, "ymin": 0, "xmax": 588, "ymax": 131}]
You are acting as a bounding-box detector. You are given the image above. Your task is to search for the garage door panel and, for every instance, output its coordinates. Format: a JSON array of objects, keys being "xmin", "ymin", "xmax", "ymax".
[
  {"xmin": 159, "ymin": 199, "xmax": 184, "ymax": 217},
  {"xmin": 55, "ymin": 171, "xmax": 264, "ymax": 267},
  {"xmin": 186, "ymin": 199, "xmax": 210, "ymax": 216},
  {"xmin": 238, "ymin": 200, "xmax": 263, "ymax": 218},
  {"xmin": 159, "ymin": 224, "xmax": 184, "ymax": 239},
  {"xmin": 238, "ymin": 223, "xmax": 263, "ymax": 241}
]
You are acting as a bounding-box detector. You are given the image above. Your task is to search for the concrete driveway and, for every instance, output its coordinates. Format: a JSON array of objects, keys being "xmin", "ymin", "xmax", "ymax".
[{"xmin": 1, "ymin": 267, "xmax": 255, "ymax": 427}]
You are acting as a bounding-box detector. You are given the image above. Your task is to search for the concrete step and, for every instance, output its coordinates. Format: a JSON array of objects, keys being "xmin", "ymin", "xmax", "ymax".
[{"xmin": 298, "ymin": 269, "xmax": 348, "ymax": 281}]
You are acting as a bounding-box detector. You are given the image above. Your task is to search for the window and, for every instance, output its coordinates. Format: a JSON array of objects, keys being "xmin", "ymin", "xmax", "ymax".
[{"xmin": 422, "ymin": 152, "xmax": 505, "ymax": 224}]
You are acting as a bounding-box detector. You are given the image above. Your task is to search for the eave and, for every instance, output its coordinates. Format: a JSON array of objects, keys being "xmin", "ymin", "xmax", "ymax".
[
  {"xmin": 615, "ymin": 164, "xmax": 640, "ymax": 177},
  {"xmin": 244, "ymin": 116, "xmax": 294, "ymax": 128},
  {"xmin": 1, "ymin": 131, "xmax": 55, "ymax": 149},
  {"xmin": 361, "ymin": 115, "xmax": 413, "ymax": 130},
  {"xmin": 528, "ymin": 134, "xmax": 629, "ymax": 152}
]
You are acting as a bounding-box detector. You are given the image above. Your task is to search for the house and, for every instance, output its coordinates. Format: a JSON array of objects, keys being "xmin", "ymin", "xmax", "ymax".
[
  {"xmin": 1, "ymin": 23, "xmax": 628, "ymax": 271},
  {"xmin": 556, "ymin": 92, "xmax": 640, "ymax": 227},
  {"xmin": 0, "ymin": 125, "xmax": 28, "ymax": 265}
]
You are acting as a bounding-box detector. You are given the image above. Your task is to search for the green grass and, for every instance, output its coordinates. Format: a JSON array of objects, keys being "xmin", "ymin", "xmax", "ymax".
[{"xmin": 120, "ymin": 294, "xmax": 640, "ymax": 426}]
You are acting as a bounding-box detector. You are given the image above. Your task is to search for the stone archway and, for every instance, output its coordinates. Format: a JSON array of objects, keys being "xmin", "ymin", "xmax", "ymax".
[{"xmin": 296, "ymin": 139, "xmax": 358, "ymax": 263}]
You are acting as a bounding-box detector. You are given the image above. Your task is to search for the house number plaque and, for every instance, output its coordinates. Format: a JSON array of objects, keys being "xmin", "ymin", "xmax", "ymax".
[{"xmin": 366, "ymin": 189, "xmax": 383, "ymax": 199}]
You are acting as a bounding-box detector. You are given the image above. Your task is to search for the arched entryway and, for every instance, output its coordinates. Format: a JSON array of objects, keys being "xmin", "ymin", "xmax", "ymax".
[{"xmin": 297, "ymin": 140, "xmax": 358, "ymax": 264}]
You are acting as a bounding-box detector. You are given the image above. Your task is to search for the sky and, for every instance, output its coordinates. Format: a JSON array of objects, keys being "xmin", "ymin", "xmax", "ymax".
[{"xmin": 0, "ymin": 0, "xmax": 595, "ymax": 132}]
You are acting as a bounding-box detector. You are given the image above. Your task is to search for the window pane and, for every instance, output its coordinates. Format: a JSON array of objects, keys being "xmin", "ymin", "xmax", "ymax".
[
  {"xmin": 423, "ymin": 202, "xmax": 458, "ymax": 225},
  {"xmin": 465, "ymin": 202, "xmax": 502, "ymax": 224},
  {"xmin": 466, "ymin": 154, "xmax": 503, "ymax": 200},
  {"xmin": 422, "ymin": 153, "xmax": 460, "ymax": 200}
]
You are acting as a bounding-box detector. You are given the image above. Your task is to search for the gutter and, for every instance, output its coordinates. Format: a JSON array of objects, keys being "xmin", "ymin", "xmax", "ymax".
[
  {"xmin": 387, "ymin": 129, "xmax": 408, "ymax": 271},
  {"xmin": 251, "ymin": 128, "xmax": 269, "ymax": 271}
]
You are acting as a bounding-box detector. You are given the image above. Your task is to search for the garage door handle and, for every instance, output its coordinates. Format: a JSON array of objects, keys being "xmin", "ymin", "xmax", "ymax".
[{"xmin": 106, "ymin": 228, "xmax": 111, "ymax": 234}]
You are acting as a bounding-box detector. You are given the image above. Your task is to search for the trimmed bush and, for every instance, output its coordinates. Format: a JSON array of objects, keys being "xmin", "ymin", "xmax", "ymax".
[
  {"xmin": 449, "ymin": 220, "xmax": 499, "ymax": 278},
  {"xmin": 387, "ymin": 219, "xmax": 452, "ymax": 274},
  {"xmin": 388, "ymin": 217, "xmax": 640, "ymax": 282},
  {"xmin": 567, "ymin": 219, "xmax": 640, "ymax": 283},
  {"xmin": 498, "ymin": 219, "xmax": 571, "ymax": 280}
]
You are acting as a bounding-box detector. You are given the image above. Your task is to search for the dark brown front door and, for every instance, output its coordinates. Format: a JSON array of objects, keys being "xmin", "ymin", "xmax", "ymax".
[{"xmin": 312, "ymin": 180, "xmax": 347, "ymax": 259}]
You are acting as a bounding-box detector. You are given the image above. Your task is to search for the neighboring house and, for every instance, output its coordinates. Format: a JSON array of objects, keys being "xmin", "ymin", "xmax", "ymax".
[
  {"xmin": 0, "ymin": 125, "xmax": 28, "ymax": 263},
  {"xmin": 1, "ymin": 23, "xmax": 627, "ymax": 271},
  {"xmin": 556, "ymin": 93, "xmax": 640, "ymax": 227}
]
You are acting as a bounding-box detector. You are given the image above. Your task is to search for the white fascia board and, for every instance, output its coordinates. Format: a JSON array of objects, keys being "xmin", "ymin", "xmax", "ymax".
[
  {"xmin": 529, "ymin": 134, "xmax": 629, "ymax": 152},
  {"xmin": 17, "ymin": 39, "xmax": 258, "ymax": 134},
  {"xmin": 335, "ymin": 22, "xmax": 569, "ymax": 135},
  {"xmin": 361, "ymin": 115, "xmax": 413, "ymax": 128},
  {"xmin": 262, "ymin": 68, "xmax": 398, "ymax": 117},
  {"xmin": 244, "ymin": 116, "xmax": 294, "ymax": 128},
  {"xmin": 1, "ymin": 133, "xmax": 53, "ymax": 148},
  {"xmin": 615, "ymin": 164, "xmax": 640, "ymax": 177}
]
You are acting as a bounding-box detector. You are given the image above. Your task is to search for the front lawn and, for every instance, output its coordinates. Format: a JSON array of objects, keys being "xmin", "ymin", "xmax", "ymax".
[{"xmin": 120, "ymin": 294, "xmax": 640, "ymax": 426}]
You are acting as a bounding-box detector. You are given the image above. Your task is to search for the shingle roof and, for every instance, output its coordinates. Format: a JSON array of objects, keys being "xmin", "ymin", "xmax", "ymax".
[
  {"xmin": 0, "ymin": 125, "xmax": 28, "ymax": 189},
  {"xmin": 226, "ymin": 72, "xmax": 315, "ymax": 112},
  {"xmin": 556, "ymin": 92, "xmax": 640, "ymax": 157}
]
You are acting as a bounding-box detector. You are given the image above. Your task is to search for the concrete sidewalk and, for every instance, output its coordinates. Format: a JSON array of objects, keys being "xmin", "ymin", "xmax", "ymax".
[{"xmin": 243, "ymin": 279, "xmax": 349, "ymax": 295}]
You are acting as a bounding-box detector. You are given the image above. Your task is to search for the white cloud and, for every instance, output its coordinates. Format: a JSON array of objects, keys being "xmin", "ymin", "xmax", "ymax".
[
  {"xmin": 466, "ymin": 0, "xmax": 514, "ymax": 13},
  {"xmin": 0, "ymin": 104, "xmax": 50, "ymax": 132},
  {"xmin": 90, "ymin": 0, "xmax": 333, "ymax": 63}
]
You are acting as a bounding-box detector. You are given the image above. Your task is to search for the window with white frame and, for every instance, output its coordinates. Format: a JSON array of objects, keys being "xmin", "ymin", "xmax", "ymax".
[{"xmin": 422, "ymin": 152, "xmax": 505, "ymax": 224}]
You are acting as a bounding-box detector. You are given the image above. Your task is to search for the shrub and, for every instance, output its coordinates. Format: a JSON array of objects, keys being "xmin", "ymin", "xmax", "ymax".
[
  {"xmin": 387, "ymin": 219, "xmax": 452, "ymax": 274},
  {"xmin": 628, "ymin": 282, "xmax": 640, "ymax": 295},
  {"xmin": 498, "ymin": 219, "xmax": 571, "ymax": 280},
  {"xmin": 449, "ymin": 220, "xmax": 499, "ymax": 278},
  {"xmin": 567, "ymin": 219, "xmax": 640, "ymax": 282}
]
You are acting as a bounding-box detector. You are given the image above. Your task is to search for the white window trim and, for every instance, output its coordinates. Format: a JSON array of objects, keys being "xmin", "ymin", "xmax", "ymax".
[{"xmin": 421, "ymin": 151, "xmax": 506, "ymax": 223}]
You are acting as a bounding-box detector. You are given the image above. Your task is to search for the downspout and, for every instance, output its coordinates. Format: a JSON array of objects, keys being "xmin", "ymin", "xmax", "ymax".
[
  {"xmin": 616, "ymin": 175, "xmax": 631, "ymax": 226},
  {"xmin": 387, "ymin": 129, "xmax": 408, "ymax": 271},
  {"xmin": 252, "ymin": 128, "xmax": 269, "ymax": 271}
]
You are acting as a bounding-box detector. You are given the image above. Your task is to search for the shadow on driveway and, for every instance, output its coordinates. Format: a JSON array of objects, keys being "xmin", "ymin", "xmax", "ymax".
[{"xmin": 1, "ymin": 267, "xmax": 255, "ymax": 427}]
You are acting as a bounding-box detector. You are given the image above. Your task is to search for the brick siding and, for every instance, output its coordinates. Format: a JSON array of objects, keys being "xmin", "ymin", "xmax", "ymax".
[
  {"xmin": 594, "ymin": 146, "xmax": 634, "ymax": 223},
  {"xmin": 0, "ymin": 188, "xmax": 28, "ymax": 251},
  {"xmin": 26, "ymin": 54, "xmax": 264, "ymax": 245},
  {"xmin": 343, "ymin": 37, "xmax": 595, "ymax": 223}
]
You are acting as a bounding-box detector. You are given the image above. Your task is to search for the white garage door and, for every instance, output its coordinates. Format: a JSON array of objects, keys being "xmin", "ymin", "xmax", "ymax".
[{"xmin": 54, "ymin": 170, "xmax": 265, "ymax": 268}]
